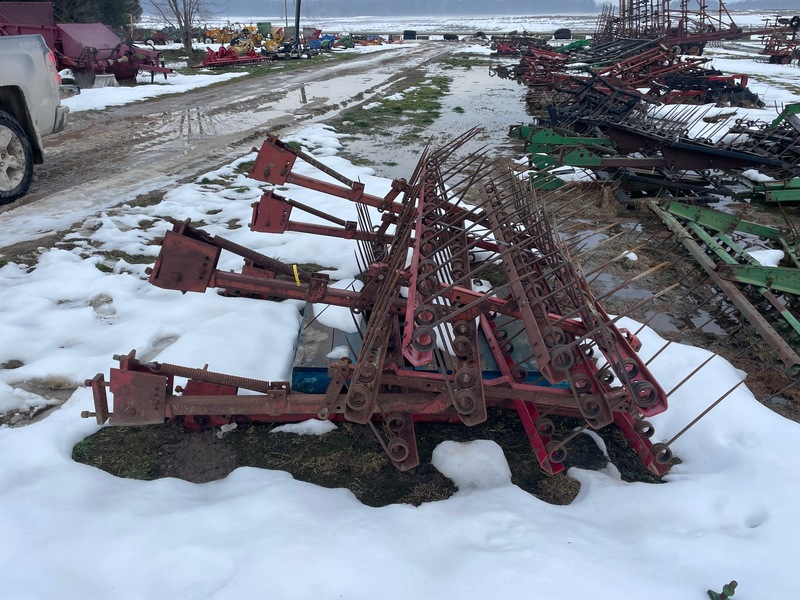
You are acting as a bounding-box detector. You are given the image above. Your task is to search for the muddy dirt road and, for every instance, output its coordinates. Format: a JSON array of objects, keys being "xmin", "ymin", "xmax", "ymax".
[{"xmin": 0, "ymin": 42, "xmax": 475, "ymax": 251}]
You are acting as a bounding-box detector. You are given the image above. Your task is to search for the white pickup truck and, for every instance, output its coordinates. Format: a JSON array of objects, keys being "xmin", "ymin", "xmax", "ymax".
[{"xmin": 0, "ymin": 34, "xmax": 69, "ymax": 204}]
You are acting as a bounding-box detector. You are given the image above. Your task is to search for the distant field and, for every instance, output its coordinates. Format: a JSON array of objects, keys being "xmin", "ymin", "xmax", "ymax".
[{"xmin": 137, "ymin": 10, "xmax": 799, "ymax": 36}]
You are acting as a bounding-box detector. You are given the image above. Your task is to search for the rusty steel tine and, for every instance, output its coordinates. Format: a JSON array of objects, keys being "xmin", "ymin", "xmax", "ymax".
[
  {"xmin": 666, "ymin": 352, "xmax": 720, "ymax": 397},
  {"xmin": 422, "ymin": 234, "xmax": 544, "ymax": 302},
  {"xmin": 522, "ymin": 301, "xmax": 586, "ymax": 337},
  {"xmin": 546, "ymin": 423, "xmax": 591, "ymax": 455},
  {"xmin": 633, "ymin": 276, "xmax": 713, "ymax": 336},
  {"xmin": 548, "ymin": 193, "xmax": 586, "ymax": 218},
  {"xmin": 649, "ymin": 238, "xmax": 684, "ymax": 264},
  {"xmin": 427, "ymin": 128, "xmax": 484, "ymax": 165},
  {"xmin": 420, "ymin": 200, "xmax": 533, "ymax": 267},
  {"xmin": 613, "ymin": 283, "xmax": 681, "ymax": 320},
  {"xmin": 440, "ymin": 153, "xmax": 500, "ymax": 191},
  {"xmin": 711, "ymin": 323, "xmax": 746, "ymax": 346},
  {"xmin": 354, "ymin": 212, "xmax": 373, "ymax": 267},
  {"xmin": 522, "ymin": 254, "xmax": 587, "ymax": 291},
  {"xmin": 585, "ymin": 243, "xmax": 648, "ymax": 280},
  {"xmin": 593, "ymin": 261, "xmax": 671, "ymax": 303},
  {"xmin": 529, "ymin": 273, "xmax": 585, "ymax": 307},
  {"xmin": 555, "ymin": 204, "xmax": 589, "ymax": 225},
  {"xmin": 424, "ymin": 184, "xmax": 518, "ymax": 234},
  {"xmin": 356, "ymin": 204, "xmax": 376, "ymax": 264},
  {"xmin": 356, "ymin": 237, "xmax": 371, "ymax": 273},
  {"xmin": 633, "ymin": 217, "xmax": 666, "ymax": 242},
  {"xmin": 561, "ymin": 283, "xmax": 682, "ymax": 354},
  {"xmin": 692, "ymin": 304, "xmax": 736, "ymax": 333},
  {"xmin": 561, "ymin": 223, "xmax": 617, "ymax": 252},
  {"xmin": 765, "ymin": 377, "xmax": 799, "ymax": 404},
  {"xmin": 420, "ymin": 275, "xmax": 530, "ymax": 332},
  {"xmin": 437, "ymin": 156, "xmax": 490, "ymax": 196},
  {"xmin": 643, "ymin": 325, "xmax": 694, "ymax": 367},
  {"xmin": 420, "ymin": 240, "xmax": 499, "ymax": 286},
  {"xmin": 426, "ymin": 131, "xmax": 477, "ymax": 165},
  {"xmin": 288, "ymin": 197, "xmax": 351, "ymax": 228},
  {"xmin": 629, "ymin": 300, "xmax": 672, "ymax": 333},
  {"xmin": 665, "ymin": 378, "xmax": 749, "ymax": 447},
  {"xmin": 562, "ymin": 222, "xmax": 620, "ymax": 249},
  {"xmin": 709, "ymin": 119, "xmax": 735, "ymax": 142},
  {"xmin": 354, "ymin": 247, "xmax": 366, "ymax": 277},
  {"xmin": 577, "ymin": 232, "xmax": 630, "ymax": 259}
]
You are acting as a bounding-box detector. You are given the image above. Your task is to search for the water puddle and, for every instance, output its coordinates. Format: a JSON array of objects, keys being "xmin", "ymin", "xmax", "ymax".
[{"xmin": 336, "ymin": 61, "xmax": 531, "ymax": 180}]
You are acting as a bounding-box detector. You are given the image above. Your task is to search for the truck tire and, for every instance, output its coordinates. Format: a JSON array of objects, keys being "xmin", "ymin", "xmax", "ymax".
[{"xmin": 0, "ymin": 109, "xmax": 34, "ymax": 205}]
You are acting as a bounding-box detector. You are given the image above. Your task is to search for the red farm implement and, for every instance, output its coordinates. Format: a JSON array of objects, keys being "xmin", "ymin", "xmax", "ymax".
[
  {"xmin": 761, "ymin": 15, "xmax": 800, "ymax": 64},
  {"xmin": 0, "ymin": 2, "xmax": 172, "ymax": 87},
  {"xmin": 192, "ymin": 45, "xmax": 273, "ymax": 68},
  {"xmin": 592, "ymin": 0, "xmax": 794, "ymax": 55},
  {"xmin": 84, "ymin": 130, "xmax": 675, "ymax": 477}
]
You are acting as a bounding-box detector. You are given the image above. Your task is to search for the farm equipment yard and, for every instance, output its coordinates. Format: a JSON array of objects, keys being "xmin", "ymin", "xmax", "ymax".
[{"xmin": 1, "ymin": 11, "xmax": 800, "ymax": 599}]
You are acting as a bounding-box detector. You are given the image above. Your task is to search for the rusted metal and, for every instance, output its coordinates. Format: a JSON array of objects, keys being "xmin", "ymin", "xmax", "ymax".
[{"xmin": 85, "ymin": 131, "xmax": 679, "ymax": 477}]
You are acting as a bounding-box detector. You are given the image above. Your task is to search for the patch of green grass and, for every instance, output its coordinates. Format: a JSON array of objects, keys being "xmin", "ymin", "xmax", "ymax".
[
  {"xmin": 384, "ymin": 161, "xmax": 399, "ymax": 167},
  {"xmin": 234, "ymin": 160, "xmax": 255, "ymax": 175},
  {"xmin": 440, "ymin": 57, "xmax": 471, "ymax": 70},
  {"xmin": 138, "ymin": 219, "xmax": 157, "ymax": 230},
  {"xmin": 275, "ymin": 262, "xmax": 334, "ymax": 281},
  {"xmin": 72, "ymin": 428, "xmax": 161, "ymax": 481},
  {"xmin": 72, "ymin": 407, "xmax": 669, "ymax": 507},
  {"xmin": 286, "ymin": 141, "xmax": 303, "ymax": 152},
  {"xmin": 102, "ymin": 250, "xmax": 154, "ymax": 265},
  {"xmin": 226, "ymin": 219, "xmax": 242, "ymax": 229},
  {"xmin": 129, "ymin": 190, "xmax": 165, "ymax": 208},
  {"xmin": 94, "ymin": 263, "xmax": 114, "ymax": 273},
  {"xmin": 296, "ymin": 263, "xmax": 332, "ymax": 273},
  {"xmin": 331, "ymin": 73, "xmax": 452, "ymax": 135},
  {"xmin": 453, "ymin": 106, "xmax": 465, "ymax": 114},
  {"xmin": 206, "ymin": 208, "xmax": 223, "ymax": 215},
  {"xmin": 438, "ymin": 55, "xmax": 490, "ymax": 70}
]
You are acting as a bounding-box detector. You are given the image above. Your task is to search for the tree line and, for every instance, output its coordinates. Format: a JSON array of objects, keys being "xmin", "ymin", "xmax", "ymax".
[{"xmin": 0, "ymin": 0, "xmax": 142, "ymax": 27}]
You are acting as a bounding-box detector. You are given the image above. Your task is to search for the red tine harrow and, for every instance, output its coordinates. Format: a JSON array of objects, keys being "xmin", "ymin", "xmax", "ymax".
[{"xmin": 84, "ymin": 131, "xmax": 674, "ymax": 477}]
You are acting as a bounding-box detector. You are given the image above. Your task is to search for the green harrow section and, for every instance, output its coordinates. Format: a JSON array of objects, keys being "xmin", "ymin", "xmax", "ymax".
[{"xmin": 651, "ymin": 200, "xmax": 800, "ymax": 379}]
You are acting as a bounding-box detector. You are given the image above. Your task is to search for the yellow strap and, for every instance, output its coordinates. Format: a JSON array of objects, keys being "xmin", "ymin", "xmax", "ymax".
[{"xmin": 292, "ymin": 264, "xmax": 301, "ymax": 286}]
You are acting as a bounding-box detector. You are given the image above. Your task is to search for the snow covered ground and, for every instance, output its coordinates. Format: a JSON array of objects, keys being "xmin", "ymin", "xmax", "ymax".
[{"xmin": 2, "ymin": 28, "xmax": 800, "ymax": 600}]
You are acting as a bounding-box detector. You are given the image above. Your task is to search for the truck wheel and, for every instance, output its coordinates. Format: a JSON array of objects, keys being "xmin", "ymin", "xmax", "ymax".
[{"xmin": 0, "ymin": 110, "xmax": 34, "ymax": 205}]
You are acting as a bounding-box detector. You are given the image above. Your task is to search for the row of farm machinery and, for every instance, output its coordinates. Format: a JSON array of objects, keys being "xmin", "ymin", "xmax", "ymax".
[{"xmin": 488, "ymin": 0, "xmax": 800, "ymax": 460}]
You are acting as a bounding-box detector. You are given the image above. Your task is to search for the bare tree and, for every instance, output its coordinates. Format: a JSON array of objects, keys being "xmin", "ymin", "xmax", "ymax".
[{"xmin": 148, "ymin": 0, "xmax": 214, "ymax": 53}]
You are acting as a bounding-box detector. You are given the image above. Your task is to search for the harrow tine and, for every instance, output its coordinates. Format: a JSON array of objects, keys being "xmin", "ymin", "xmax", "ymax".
[
  {"xmin": 593, "ymin": 261, "xmax": 672, "ymax": 303},
  {"xmin": 664, "ymin": 377, "xmax": 749, "ymax": 447},
  {"xmin": 584, "ymin": 243, "xmax": 647, "ymax": 279}
]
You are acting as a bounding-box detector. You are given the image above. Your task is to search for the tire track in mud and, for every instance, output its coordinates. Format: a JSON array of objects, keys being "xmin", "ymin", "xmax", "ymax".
[{"xmin": 0, "ymin": 42, "xmax": 453, "ymax": 250}]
